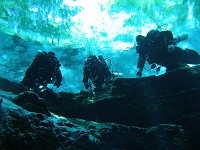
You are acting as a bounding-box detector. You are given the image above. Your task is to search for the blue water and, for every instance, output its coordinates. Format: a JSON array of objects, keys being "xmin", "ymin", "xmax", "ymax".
[{"xmin": 0, "ymin": 0, "xmax": 200, "ymax": 92}]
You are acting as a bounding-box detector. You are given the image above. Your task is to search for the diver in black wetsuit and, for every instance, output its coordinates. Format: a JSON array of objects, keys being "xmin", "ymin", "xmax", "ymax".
[
  {"xmin": 136, "ymin": 29, "xmax": 200, "ymax": 77},
  {"xmin": 82, "ymin": 55, "xmax": 112, "ymax": 91},
  {"xmin": 21, "ymin": 51, "xmax": 62, "ymax": 91}
]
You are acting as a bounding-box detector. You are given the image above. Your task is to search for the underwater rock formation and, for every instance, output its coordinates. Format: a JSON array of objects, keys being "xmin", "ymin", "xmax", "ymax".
[
  {"xmin": 0, "ymin": 99, "xmax": 187, "ymax": 150},
  {"xmin": 13, "ymin": 91, "xmax": 51, "ymax": 116},
  {"xmin": 1, "ymin": 65, "xmax": 200, "ymax": 149}
]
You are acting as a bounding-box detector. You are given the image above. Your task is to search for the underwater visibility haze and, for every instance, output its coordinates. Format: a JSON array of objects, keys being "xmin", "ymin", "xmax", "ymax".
[
  {"xmin": 1, "ymin": 0, "xmax": 200, "ymax": 150},
  {"xmin": 0, "ymin": 0, "xmax": 200, "ymax": 92}
]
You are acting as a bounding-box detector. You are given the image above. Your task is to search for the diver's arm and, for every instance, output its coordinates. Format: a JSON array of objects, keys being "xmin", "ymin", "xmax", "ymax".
[
  {"xmin": 54, "ymin": 69, "xmax": 62, "ymax": 88},
  {"xmin": 82, "ymin": 67, "xmax": 91, "ymax": 89},
  {"xmin": 136, "ymin": 53, "xmax": 145, "ymax": 77}
]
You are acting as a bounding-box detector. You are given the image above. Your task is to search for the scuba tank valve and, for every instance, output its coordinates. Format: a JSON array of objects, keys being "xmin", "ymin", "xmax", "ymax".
[{"xmin": 173, "ymin": 34, "xmax": 188, "ymax": 43}]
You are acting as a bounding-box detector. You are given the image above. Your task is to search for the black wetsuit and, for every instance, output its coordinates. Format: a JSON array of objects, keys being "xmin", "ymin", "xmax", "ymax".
[
  {"xmin": 21, "ymin": 52, "xmax": 62, "ymax": 89},
  {"xmin": 136, "ymin": 30, "xmax": 200, "ymax": 76},
  {"xmin": 83, "ymin": 55, "xmax": 112, "ymax": 89}
]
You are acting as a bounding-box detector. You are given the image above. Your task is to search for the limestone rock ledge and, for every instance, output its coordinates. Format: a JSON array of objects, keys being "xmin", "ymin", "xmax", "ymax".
[
  {"xmin": 0, "ymin": 99, "xmax": 187, "ymax": 150},
  {"xmin": 1, "ymin": 65, "xmax": 200, "ymax": 149}
]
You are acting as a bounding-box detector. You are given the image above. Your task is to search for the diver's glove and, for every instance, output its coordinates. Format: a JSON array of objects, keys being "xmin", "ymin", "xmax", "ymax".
[{"xmin": 167, "ymin": 44, "xmax": 175, "ymax": 53}]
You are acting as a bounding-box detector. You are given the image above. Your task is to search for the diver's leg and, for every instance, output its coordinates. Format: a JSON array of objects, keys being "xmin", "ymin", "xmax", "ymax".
[
  {"xmin": 166, "ymin": 63, "xmax": 183, "ymax": 72},
  {"xmin": 174, "ymin": 47, "xmax": 200, "ymax": 64}
]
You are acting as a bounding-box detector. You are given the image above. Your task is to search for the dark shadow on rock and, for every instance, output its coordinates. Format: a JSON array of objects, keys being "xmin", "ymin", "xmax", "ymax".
[
  {"xmin": 0, "ymin": 77, "xmax": 26, "ymax": 94},
  {"xmin": 12, "ymin": 91, "xmax": 51, "ymax": 116}
]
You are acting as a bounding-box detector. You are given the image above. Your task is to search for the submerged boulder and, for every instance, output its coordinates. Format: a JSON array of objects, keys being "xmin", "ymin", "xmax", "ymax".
[{"xmin": 12, "ymin": 91, "xmax": 51, "ymax": 116}]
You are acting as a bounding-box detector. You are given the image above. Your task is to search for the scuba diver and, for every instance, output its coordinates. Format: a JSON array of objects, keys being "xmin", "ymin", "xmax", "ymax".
[
  {"xmin": 21, "ymin": 51, "xmax": 62, "ymax": 91},
  {"xmin": 82, "ymin": 55, "xmax": 113, "ymax": 91},
  {"xmin": 136, "ymin": 29, "xmax": 200, "ymax": 77}
]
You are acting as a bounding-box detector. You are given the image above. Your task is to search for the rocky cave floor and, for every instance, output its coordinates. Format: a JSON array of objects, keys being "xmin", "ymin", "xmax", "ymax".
[{"xmin": 1, "ymin": 65, "xmax": 200, "ymax": 150}]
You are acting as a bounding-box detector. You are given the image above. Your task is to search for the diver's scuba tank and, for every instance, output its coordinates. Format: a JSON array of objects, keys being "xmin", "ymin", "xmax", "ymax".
[{"xmin": 173, "ymin": 33, "xmax": 188, "ymax": 43}]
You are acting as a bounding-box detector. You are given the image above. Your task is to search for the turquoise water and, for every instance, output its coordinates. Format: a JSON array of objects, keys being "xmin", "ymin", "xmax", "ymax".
[{"xmin": 0, "ymin": 0, "xmax": 200, "ymax": 92}]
